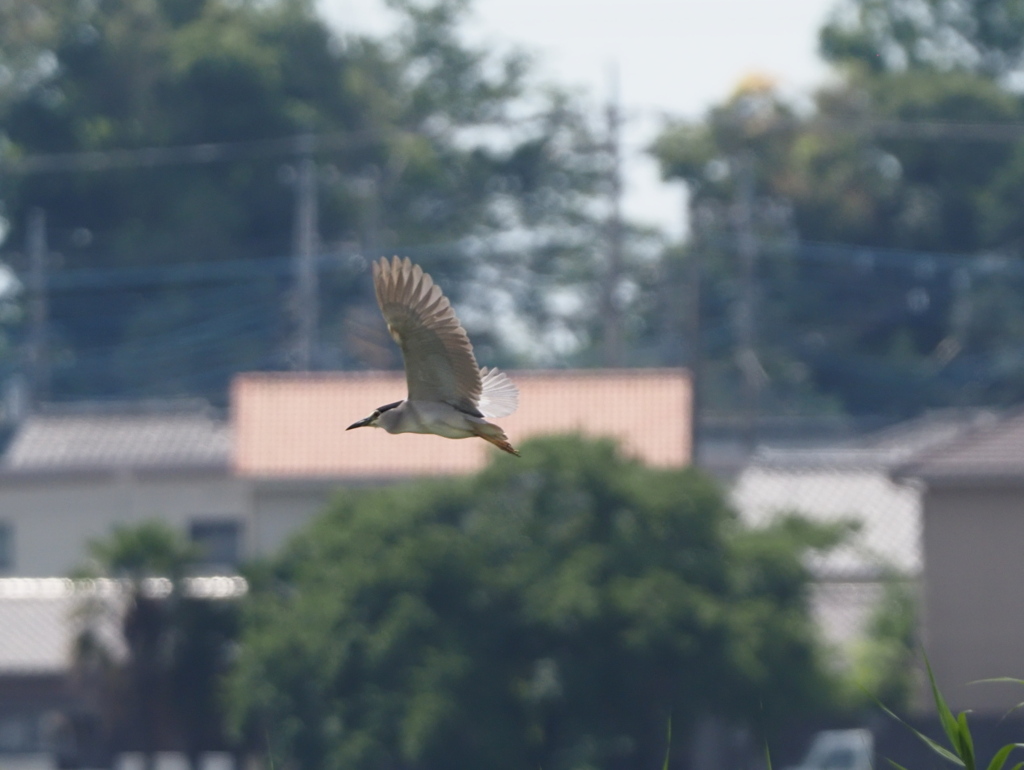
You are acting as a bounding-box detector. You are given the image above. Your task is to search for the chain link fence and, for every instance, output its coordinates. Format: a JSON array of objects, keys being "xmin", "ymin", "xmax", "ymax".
[{"xmin": 729, "ymin": 448, "xmax": 922, "ymax": 659}]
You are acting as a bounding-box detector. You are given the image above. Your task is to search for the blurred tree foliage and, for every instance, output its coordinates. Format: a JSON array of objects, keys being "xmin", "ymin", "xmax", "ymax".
[
  {"xmin": 227, "ymin": 436, "xmax": 846, "ymax": 770},
  {"xmin": 74, "ymin": 521, "xmax": 239, "ymax": 770},
  {"xmin": 846, "ymin": 577, "xmax": 917, "ymax": 710},
  {"xmin": 0, "ymin": 0, "xmax": 612, "ymax": 402},
  {"xmin": 819, "ymin": 0, "xmax": 1024, "ymax": 78},
  {"xmin": 653, "ymin": 0, "xmax": 1024, "ymax": 418},
  {"xmin": 9, "ymin": 0, "xmax": 1024, "ymax": 417}
]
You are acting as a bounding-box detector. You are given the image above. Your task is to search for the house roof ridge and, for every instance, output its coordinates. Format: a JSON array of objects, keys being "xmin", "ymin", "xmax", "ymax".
[
  {"xmin": 35, "ymin": 397, "xmax": 221, "ymax": 418},
  {"xmin": 2, "ymin": 408, "xmax": 231, "ymax": 472},
  {"xmin": 232, "ymin": 366, "xmax": 689, "ymax": 382},
  {"xmin": 893, "ymin": 405, "xmax": 1024, "ymax": 481}
]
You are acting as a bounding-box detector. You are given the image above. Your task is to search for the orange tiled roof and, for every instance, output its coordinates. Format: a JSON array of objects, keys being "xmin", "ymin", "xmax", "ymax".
[{"xmin": 232, "ymin": 369, "xmax": 691, "ymax": 478}]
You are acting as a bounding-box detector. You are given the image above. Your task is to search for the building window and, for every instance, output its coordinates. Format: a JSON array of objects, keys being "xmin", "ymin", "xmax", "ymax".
[
  {"xmin": 0, "ymin": 522, "xmax": 12, "ymax": 571},
  {"xmin": 189, "ymin": 519, "xmax": 242, "ymax": 569}
]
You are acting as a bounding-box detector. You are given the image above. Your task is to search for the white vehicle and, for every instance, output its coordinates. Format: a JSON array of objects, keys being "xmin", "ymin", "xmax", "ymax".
[{"xmin": 787, "ymin": 729, "xmax": 874, "ymax": 770}]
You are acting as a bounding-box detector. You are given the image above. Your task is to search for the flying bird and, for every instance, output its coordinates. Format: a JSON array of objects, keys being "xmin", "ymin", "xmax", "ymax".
[{"xmin": 347, "ymin": 256, "xmax": 520, "ymax": 456}]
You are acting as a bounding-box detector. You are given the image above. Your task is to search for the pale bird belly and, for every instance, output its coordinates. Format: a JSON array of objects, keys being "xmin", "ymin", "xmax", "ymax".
[{"xmin": 394, "ymin": 401, "xmax": 477, "ymax": 439}]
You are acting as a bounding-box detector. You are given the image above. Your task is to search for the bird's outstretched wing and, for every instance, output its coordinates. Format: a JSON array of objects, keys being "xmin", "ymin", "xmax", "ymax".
[{"xmin": 373, "ymin": 256, "xmax": 483, "ymax": 414}]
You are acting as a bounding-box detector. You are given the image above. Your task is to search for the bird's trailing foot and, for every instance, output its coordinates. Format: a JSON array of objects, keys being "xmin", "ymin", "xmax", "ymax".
[
  {"xmin": 481, "ymin": 433, "xmax": 521, "ymax": 456},
  {"xmin": 472, "ymin": 422, "xmax": 520, "ymax": 456}
]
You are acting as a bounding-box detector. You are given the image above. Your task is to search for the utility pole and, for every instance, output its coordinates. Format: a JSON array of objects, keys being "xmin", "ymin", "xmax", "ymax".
[
  {"xmin": 600, "ymin": 69, "xmax": 625, "ymax": 367},
  {"xmin": 731, "ymin": 153, "xmax": 763, "ymax": 453},
  {"xmin": 26, "ymin": 208, "xmax": 49, "ymax": 407},
  {"xmin": 687, "ymin": 202, "xmax": 708, "ymax": 468},
  {"xmin": 358, "ymin": 166, "xmax": 382, "ymax": 261},
  {"xmin": 290, "ymin": 134, "xmax": 319, "ymax": 371}
]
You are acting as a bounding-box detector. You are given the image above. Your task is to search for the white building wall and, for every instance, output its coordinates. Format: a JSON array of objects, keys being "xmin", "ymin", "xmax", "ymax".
[
  {"xmin": 249, "ymin": 481, "xmax": 344, "ymax": 555},
  {"xmin": 0, "ymin": 470, "xmax": 250, "ymax": 577},
  {"xmin": 731, "ymin": 467, "xmax": 921, "ymax": 575},
  {"xmin": 0, "ymin": 468, "xmax": 355, "ymax": 577}
]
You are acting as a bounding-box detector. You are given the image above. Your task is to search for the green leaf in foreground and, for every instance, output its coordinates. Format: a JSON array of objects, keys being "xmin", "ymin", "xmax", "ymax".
[
  {"xmin": 973, "ymin": 679, "xmax": 1024, "ymax": 719},
  {"xmin": 880, "ymin": 657, "xmax": 1024, "ymax": 770},
  {"xmin": 986, "ymin": 744, "xmax": 1024, "ymax": 770},
  {"xmin": 878, "ymin": 697, "xmax": 965, "ymax": 767},
  {"xmin": 662, "ymin": 717, "xmax": 672, "ymax": 770},
  {"xmin": 956, "ymin": 711, "xmax": 976, "ymax": 769},
  {"xmin": 926, "ymin": 658, "xmax": 968, "ymax": 765}
]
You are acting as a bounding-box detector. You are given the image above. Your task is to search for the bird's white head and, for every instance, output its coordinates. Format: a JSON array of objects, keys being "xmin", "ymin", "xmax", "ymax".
[{"xmin": 346, "ymin": 400, "xmax": 403, "ymax": 431}]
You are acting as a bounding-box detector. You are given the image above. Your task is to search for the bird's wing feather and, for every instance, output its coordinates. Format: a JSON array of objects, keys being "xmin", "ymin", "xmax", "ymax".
[
  {"xmin": 477, "ymin": 366, "xmax": 519, "ymax": 418},
  {"xmin": 373, "ymin": 256, "xmax": 482, "ymax": 412}
]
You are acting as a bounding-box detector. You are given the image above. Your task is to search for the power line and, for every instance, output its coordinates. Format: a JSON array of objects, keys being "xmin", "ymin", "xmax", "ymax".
[
  {"xmin": 18, "ymin": 234, "xmax": 1024, "ymax": 303},
  {"xmin": 0, "ymin": 130, "xmax": 402, "ymax": 176},
  {"xmin": 696, "ymin": 231, "xmax": 1024, "ymax": 277},
  {"xmin": 6, "ymin": 112, "xmax": 1024, "ymax": 181},
  {"xmin": 0, "ymin": 104, "xmax": 603, "ymax": 178},
  {"xmin": 819, "ymin": 117, "xmax": 1024, "ymax": 143}
]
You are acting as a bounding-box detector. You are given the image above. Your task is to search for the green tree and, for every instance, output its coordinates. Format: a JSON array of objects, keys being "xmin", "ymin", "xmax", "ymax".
[
  {"xmin": 820, "ymin": 0, "xmax": 1024, "ymax": 77},
  {"xmin": 847, "ymin": 578, "xmax": 917, "ymax": 710},
  {"xmin": 652, "ymin": 79, "xmax": 846, "ymax": 416},
  {"xmin": 75, "ymin": 522, "xmax": 240, "ymax": 770},
  {"xmin": 654, "ymin": 55, "xmax": 1024, "ymax": 416},
  {"xmin": 0, "ymin": 0, "xmax": 611, "ymax": 401},
  {"xmin": 228, "ymin": 435, "xmax": 845, "ymax": 770}
]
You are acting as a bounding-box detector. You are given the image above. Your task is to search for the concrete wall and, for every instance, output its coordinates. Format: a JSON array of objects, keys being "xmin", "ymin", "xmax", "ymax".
[{"xmin": 921, "ymin": 482, "xmax": 1024, "ymax": 712}]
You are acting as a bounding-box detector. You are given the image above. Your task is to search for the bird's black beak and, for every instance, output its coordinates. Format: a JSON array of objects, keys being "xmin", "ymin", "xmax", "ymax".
[{"xmin": 347, "ymin": 415, "xmax": 373, "ymax": 430}]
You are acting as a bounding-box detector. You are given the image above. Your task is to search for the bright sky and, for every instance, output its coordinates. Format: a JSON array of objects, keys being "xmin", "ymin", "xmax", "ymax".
[{"xmin": 317, "ymin": 0, "xmax": 840, "ymax": 238}]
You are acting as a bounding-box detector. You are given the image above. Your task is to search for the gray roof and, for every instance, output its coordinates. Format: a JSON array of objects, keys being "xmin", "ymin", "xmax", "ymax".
[
  {"xmin": 896, "ymin": 408, "xmax": 1024, "ymax": 482},
  {"xmin": 752, "ymin": 409, "xmax": 1000, "ymax": 471},
  {"xmin": 854, "ymin": 408, "xmax": 1000, "ymax": 455},
  {"xmin": 2, "ymin": 407, "xmax": 230, "ymax": 472}
]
